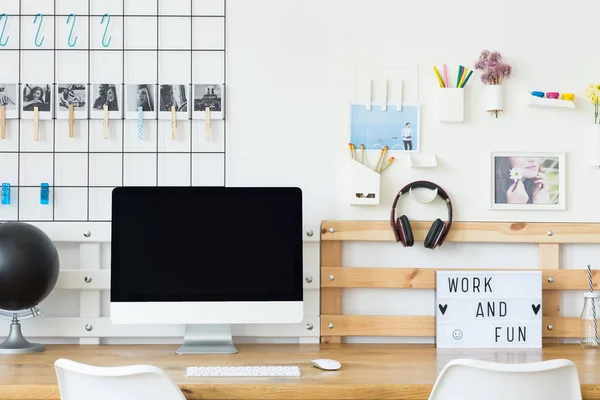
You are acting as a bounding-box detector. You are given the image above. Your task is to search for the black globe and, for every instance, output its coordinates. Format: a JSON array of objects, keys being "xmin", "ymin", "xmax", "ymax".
[{"xmin": 0, "ymin": 223, "xmax": 59, "ymax": 311}]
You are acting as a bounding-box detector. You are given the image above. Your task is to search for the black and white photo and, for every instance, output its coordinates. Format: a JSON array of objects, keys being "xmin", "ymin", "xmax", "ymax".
[
  {"xmin": 22, "ymin": 84, "xmax": 52, "ymax": 119},
  {"xmin": 0, "ymin": 83, "xmax": 18, "ymax": 118},
  {"xmin": 159, "ymin": 84, "xmax": 189, "ymax": 119},
  {"xmin": 126, "ymin": 84, "xmax": 156, "ymax": 119},
  {"xmin": 91, "ymin": 84, "xmax": 121, "ymax": 119},
  {"xmin": 193, "ymin": 83, "xmax": 223, "ymax": 119},
  {"xmin": 57, "ymin": 83, "xmax": 87, "ymax": 119}
]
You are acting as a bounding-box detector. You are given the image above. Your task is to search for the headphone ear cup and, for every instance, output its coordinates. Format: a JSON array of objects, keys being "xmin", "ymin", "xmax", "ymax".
[
  {"xmin": 394, "ymin": 218, "xmax": 403, "ymax": 244},
  {"xmin": 424, "ymin": 218, "xmax": 444, "ymax": 249},
  {"xmin": 400, "ymin": 215, "xmax": 414, "ymax": 247},
  {"xmin": 395, "ymin": 218, "xmax": 406, "ymax": 246}
]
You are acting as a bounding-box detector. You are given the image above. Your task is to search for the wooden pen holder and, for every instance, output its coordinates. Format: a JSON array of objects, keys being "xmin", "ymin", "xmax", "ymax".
[{"xmin": 349, "ymin": 160, "xmax": 380, "ymax": 206}]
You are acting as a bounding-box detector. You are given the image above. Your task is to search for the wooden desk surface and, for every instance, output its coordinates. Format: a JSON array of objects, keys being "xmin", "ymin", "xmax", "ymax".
[{"xmin": 1, "ymin": 344, "xmax": 600, "ymax": 400}]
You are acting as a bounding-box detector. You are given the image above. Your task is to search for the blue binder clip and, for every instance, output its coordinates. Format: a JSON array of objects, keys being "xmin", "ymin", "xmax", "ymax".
[
  {"xmin": 1, "ymin": 183, "xmax": 9, "ymax": 205},
  {"xmin": 40, "ymin": 183, "xmax": 49, "ymax": 205}
]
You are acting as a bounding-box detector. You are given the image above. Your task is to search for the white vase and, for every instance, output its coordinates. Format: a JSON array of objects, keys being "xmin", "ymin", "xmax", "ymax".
[
  {"xmin": 593, "ymin": 124, "xmax": 600, "ymax": 167},
  {"xmin": 484, "ymin": 85, "xmax": 503, "ymax": 116}
]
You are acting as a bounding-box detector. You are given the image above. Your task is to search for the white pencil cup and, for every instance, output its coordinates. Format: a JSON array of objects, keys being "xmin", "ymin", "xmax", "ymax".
[
  {"xmin": 484, "ymin": 85, "xmax": 504, "ymax": 113},
  {"xmin": 437, "ymin": 88, "xmax": 464, "ymax": 122},
  {"xmin": 349, "ymin": 160, "xmax": 380, "ymax": 205}
]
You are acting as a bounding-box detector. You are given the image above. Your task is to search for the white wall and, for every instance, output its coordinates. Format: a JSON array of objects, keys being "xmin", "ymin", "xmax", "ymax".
[
  {"xmin": 226, "ymin": 0, "xmax": 600, "ymax": 342},
  {"xmin": 227, "ymin": 0, "xmax": 600, "ymax": 223}
]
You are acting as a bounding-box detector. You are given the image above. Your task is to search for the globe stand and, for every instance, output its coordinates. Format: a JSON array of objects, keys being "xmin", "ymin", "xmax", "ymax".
[{"xmin": 0, "ymin": 308, "xmax": 44, "ymax": 354}]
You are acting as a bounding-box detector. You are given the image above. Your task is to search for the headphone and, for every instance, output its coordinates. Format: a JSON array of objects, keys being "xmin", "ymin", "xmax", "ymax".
[{"xmin": 390, "ymin": 181, "xmax": 453, "ymax": 249}]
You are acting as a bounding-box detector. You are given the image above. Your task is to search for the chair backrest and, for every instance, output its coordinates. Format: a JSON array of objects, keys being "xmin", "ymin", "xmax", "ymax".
[
  {"xmin": 54, "ymin": 358, "xmax": 187, "ymax": 400},
  {"xmin": 428, "ymin": 358, "xmax": 582, "ymax": 400}
]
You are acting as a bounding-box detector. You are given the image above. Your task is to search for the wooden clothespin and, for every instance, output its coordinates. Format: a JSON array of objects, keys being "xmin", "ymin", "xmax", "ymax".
[
  {"xmin": 0, "ymin": 105, "xmax": 6, "ymax": 140},
  {"xmin": 205, "ymin": 107, "xmax": 211, "ymax": 141},
  {"xmin": 68, "ymin": 104, "xmax": 74, "ymax": 138},
  {"xmin": 33, "ymin": 106, "xmax": 39, "ymax": 141},
  {"xmin": 103, "ymin": 104, "xmax": 109, "ymax": 139},
  {"xmin": 171, "ymin": 105, "xmax": 177, "ymax": 140}
]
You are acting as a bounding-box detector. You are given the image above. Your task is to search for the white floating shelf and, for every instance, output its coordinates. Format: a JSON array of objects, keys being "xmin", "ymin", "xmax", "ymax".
[
  {"xmin": 409, "ymin": 153, "xmax": 437, "ymax": 168},
  {"xmin": 526, "ymin": 92, "xmax": 575, "ymax": 109}
]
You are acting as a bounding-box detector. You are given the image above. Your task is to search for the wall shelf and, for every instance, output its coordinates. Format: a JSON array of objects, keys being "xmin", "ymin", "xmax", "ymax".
[{"xmin": 526, "ymin": 92, "xmax": 575, "ymax": 109}]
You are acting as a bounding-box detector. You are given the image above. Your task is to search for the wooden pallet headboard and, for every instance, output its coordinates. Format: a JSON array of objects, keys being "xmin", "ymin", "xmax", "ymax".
[{"xmin": 319, "ymin": 220, "xmax": 600, "ymax": 344}]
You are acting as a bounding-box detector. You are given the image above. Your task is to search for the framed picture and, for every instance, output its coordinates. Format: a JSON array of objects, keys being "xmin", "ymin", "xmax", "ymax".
[
  {"xmin": 21, "ymin": 84, "xmax": 53, "ymax": 120},
  {"xmin": 192, "ymin": 83, "xmax": 223, "ymax": 119},
  {"xmin": 349, "ymin": 102, "xmax": 420, "ymax": 152},
  {"xmin": 158, "ymin": 84, "xmax": 189, "ymax": 119},
  {"xmin": 56, "ymin": 83, "xmax": 88, "ymax": 119},
  {"xmin": 90, "ymin": 83, "xmax": 122, "ymax": 120},
  {"xmin": 491, "ymin": 152, "xmax": 565, "ymax": 210},
  {"xmin": 0, "ymin": 83, "xmax": 19, "ymax": 119},
  {"xmin": 125, "ymin": 84, "xmax": 156, "ymax": 119}
]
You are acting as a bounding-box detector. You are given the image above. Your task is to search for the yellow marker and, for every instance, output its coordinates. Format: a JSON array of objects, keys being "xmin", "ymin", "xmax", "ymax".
[
  {"xmin": 433, "ymin": 66, "xmax": 445, "ymax": 88},
  {"xmin": 380, "ymin": 157, "xmax": 395, "ymax": 173},
  {"xmin": 459, "ymin": 67, "xmax": 469, "ymax": 88}
]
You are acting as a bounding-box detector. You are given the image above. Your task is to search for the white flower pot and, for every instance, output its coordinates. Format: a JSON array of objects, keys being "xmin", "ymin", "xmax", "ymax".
[{"xmin": 484, "ymin": 85, "xmax": 503, "ymax": 113}]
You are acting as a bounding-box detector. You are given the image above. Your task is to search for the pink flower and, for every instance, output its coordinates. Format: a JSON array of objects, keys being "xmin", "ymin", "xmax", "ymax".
[{"xmin": 474, "ymin": 49, "xmax": 511, "ymax": 85}]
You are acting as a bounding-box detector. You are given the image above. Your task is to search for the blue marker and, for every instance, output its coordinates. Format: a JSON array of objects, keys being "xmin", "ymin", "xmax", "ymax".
[
  {"xmin": 1, "ymin": 183, "xmax": 10, "ymax": 205},
  {"xmin": 40, "ymin": 183, "xmax": 49, "ymax": 205}
]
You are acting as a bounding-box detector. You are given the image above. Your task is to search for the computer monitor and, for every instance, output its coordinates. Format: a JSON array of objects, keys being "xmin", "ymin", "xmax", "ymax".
[{"xmin": 110, "ymin": 187, "xmax": 304, "ymax": 354}]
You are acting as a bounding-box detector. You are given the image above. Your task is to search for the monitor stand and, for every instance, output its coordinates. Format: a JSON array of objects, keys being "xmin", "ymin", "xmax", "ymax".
[{"xmin": 175, "ymin": 324, "xmax": 238, "ymax": 355}]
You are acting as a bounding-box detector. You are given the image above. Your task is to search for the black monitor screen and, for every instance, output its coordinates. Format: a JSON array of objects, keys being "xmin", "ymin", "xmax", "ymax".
[{"xmin": 110, "ymin": 187, "xmax": 303, "ymax": 303}]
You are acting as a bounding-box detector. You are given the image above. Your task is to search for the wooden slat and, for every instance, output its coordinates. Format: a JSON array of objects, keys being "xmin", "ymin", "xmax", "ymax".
[
  {"xmin": 321, "ymin": 315, "xmax": 434, "ymax": 337},
  {"xmin": 321, "ymin": 220, "xmax": 600, "ymax": 244},
  {"xmin": 320, "ymin": 241, "xmax": 342, "ymax": 344},
  {"xmin": 544, "ymin": 317, "xmax": 580, "ymax": 338},
  {"xmin": 540, "ymin": 244, "xmax": 561, "ymax": 344},
  {"xmin": 322, "ymin": 267, "xmax": 598, "ymax": 290},
  {"xmin": 320, "ymin": 315, "xmax": 580, "ymax": 338}
]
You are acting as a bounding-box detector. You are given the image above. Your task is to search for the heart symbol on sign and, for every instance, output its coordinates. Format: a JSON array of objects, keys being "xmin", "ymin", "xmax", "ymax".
[
  {"xmin": 439, "ymin": 304, "xmax": 448, "ymax": 315},
  {"xmin": 532, "ymin": 304, "xmax": 541, "ymax": 315}
]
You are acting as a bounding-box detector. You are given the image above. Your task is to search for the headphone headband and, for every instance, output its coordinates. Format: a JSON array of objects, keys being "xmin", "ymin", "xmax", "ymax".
[{"xmin": 390, "ymin": 181, "xmax": 453, "ymax": 247}]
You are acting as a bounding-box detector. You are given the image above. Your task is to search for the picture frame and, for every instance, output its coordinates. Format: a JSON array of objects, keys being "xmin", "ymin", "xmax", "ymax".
[
  {"xmin": 192, "ymin": 83, "xmax": 224, "ymax": 120},
  {"xmin": 125, "ymin": 83, "xmax": 157, "ymax": 119},
  {"xmin": 56, "ymin": 83, "xmax": 88, "ymax": 119},
  {"xmin": 349, "ymin": 102, "xmax": 421, "ymax": 152},
  {"xmin": 490, "ymin": 152, "xmax": 566, "ymax": 210},
  {"xmin": 21, "ymin": 83, "xmax": 53, "ymax": 120},
  {"xmin": 90, "ymin": 83, "xmax": 122, "ymax": 120},
  {"xmin": 158, "ymin": 84, "xmax": 189, "ymax": 120},
  {"xmin": 0, "ymin": 83, "xmax": 19, "ymax": 119}
]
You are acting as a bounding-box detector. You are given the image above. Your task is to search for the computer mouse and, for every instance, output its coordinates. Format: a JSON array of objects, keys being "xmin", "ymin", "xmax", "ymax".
[{"xmin": 310, "ymin": 358, "xmax": 341, "ymax": 371}]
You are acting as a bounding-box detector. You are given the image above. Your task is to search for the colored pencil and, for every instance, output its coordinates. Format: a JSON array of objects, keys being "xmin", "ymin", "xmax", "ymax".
[
  {"xmin": 443, "ymin": 64, "xmax": 450, "ymax": 87},
  {"xmin": 433, "ymin": 66, "xmax": 445, "ymax": 88},
  {"xmin": 460, "ymin": 67, "xmax": 469, "ymax": 87},
  {"xmin": 460, "ymin": 70, "xmax": 473, "ymax": 88},
  {"xmin": 456, "ymin": 65, "xmax": 463, "ymax": 88}
]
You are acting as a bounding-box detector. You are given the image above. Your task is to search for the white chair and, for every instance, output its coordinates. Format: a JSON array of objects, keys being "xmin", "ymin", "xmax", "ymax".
[
  {"xmin": 428, "ymin": 358, "xmax": 582, "ymax": 400},
  {"xmin": 54, "ymin": 358, "xmax": 187, "ymax": 400}
]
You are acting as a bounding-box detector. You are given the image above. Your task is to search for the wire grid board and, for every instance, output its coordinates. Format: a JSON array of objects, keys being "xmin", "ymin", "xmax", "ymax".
[{"xmin": 0, "ymin": 0, "xmax": 226, "ymax": 222}]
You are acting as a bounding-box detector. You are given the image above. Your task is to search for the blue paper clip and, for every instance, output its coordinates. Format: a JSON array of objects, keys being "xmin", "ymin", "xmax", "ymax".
[
  {"xmin": 40, "ymin": 183, "xmax": 49, "ymax": 205},
  {"xmin": 1, "ymin": 183, "xmax": 10, "ymax": 205}
]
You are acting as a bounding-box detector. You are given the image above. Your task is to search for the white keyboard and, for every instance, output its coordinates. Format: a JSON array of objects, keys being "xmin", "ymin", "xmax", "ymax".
[{"xmin": 186, "ymin": 365, "xmax": 301, "ymax": 377}]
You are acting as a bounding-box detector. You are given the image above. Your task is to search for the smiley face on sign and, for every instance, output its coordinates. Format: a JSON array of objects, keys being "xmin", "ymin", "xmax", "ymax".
[{"xmin": 452, "ymin": 330, "xmax": 463, "ymax": 340}]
